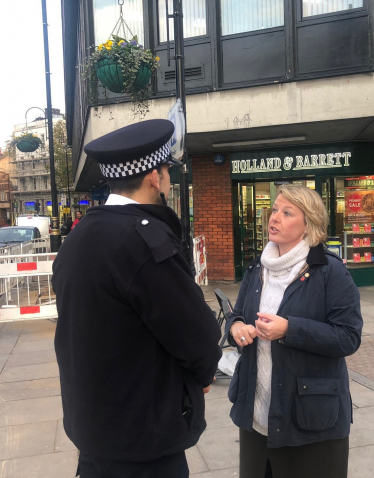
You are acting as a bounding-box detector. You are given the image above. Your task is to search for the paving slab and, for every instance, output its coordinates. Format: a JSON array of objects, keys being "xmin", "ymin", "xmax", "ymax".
[
  {"xmin": 350, "ymin": 382, "xmax": 374, "ymax": 408},
  {"xmin": 356, "ymin": 290, "xmax": 374, "ymax": 304},
  {"xmin": 12, "ymin": 338, "xmax": 54, "ymax": 354},
  {"xmin": 362, "ymin": 314, "xmax": 374, "ymax": 323},
  {"xmin": 5, "ymin": 349, "xmax": 56, "ymax": 367},
  {"xmin": 197, "ymin": 427, "xmax": 239, "ymax": 471},
  {"xmin": 206, "ymin": 381, "xmax": 230, "ymax": 401},
  {"xmin": 0, "ymin": 353, "xmax": 9, "ymax": 372},
  {"xmin": 191, "ymin": 468, "xmax": 239, "ymax": 477},
  {"xmin": 15, "ymin": 330, "xmax": 56, "ymax": 343},
  {"xmin": 0, "ymin": 449, "xmax": 78, "ymax": 478},
  {"xmin": 346, "ymin": 337, "xmax": 374, "ymax": 381},
  {"xmin": 0, "ymin": 420, "xmax": 57, "ymax": 460},
  {"xmin": 0, "ymin": 396, "xmax": 63, "ymax": 427},
  {"xmin": 205, "ymin": 398, "xmax": 234, "ymax": 431},
  {"xmin": 0, "ymin": 377, "xmax": 61, "ymax": 401},
  {"xmin": 348, "ymin": 445, "xmax": 374, "ymax": 478},
  {"xmin": 350, "ymin": 407, "xmax": 374, "ymax": 448},
  {"xmin": 186, "ymin": 445, "xmax": 209, "ymax": 474},
  {"xmin": 0, "ymin": 334, "xmax": 19, "ymax": 354},
  {"xmin": 55, "ymin": 419, "xmax": 76, "ymax": 453},
  {"xmin": 0, "ymin": 361, "xmax": 59, "ymax": 383},
  {"xmin": 360, "ymin": 305, "xmax": 374, "ymax": 318},
  {"xmin": 362, "ymin": 321, "xmax": 374, "ymax": 335},
  {"xmin": 3, "ymin": 320, "xmax": 56, "ymax": 335}
]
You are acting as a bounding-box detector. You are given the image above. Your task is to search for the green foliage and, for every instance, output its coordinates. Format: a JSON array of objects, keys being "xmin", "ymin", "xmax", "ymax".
[
  {"xmin": 82, "ymin": 35, "xmax": 159, "ymax": 117},
  {"xmin": 45, "ymin": 120, "xmax": 73, "ymax": 191},
  {"xmin": 4, "ymin": 133, "xmax": 17, "ymax": 160}
]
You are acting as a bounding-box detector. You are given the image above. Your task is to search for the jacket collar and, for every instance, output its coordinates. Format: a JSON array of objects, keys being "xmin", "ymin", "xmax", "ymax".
[
  {"xmin": 87, "ymin": 204, "xmax": 183, "ymax": 240},
  {"xmin": 306, "ymin": 243, "xmax": 328, "ymax": 266}
]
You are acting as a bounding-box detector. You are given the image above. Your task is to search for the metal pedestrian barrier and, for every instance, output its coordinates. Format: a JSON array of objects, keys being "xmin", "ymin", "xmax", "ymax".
[
  {"xmin": 0, "ymin": 252, "xmax": 57, "ymax": 323},
  {"xmin": 214, "ymin": 288, "xmax": 236, "ymax": 380}
]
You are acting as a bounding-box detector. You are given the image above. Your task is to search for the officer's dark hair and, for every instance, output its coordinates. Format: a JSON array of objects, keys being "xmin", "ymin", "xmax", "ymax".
[{"xmin": 107, "ymin": 165, "xmax": 163, "ymax": 195}]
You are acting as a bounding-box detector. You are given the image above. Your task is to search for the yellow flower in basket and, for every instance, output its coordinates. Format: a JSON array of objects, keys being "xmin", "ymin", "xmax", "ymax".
[
  {"xmin": 156, "ymin": 57, "xmax": 160, "ymax": 62},
  {"xmin": 98, "ymin": 44, "xmax": 103, "ymax": 51},
  {"xmin": 104, "ymin": 40, "xmax": 113, "ymax": 50}
]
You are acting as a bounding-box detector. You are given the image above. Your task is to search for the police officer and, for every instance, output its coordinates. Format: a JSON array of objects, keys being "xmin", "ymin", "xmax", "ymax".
[{"xmin": 53, "ymin": 119, "xmax": 222, "ymax": 478}]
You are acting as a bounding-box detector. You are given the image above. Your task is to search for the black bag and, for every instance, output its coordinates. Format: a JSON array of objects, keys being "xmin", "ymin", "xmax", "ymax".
[{"xmin": 61, "ymin": 221, "xmax": 72, "ymax": 235}]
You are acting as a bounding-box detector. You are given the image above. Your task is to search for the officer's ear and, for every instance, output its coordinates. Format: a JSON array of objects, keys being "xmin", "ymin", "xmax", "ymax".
[{"xmin": 149, "ymin": 169, "xmax": 161, "ymax": 191}]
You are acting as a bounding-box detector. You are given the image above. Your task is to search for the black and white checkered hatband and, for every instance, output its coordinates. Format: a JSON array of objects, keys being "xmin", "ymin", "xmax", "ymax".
[{"xmin": 99, "ymin": 143, "xmax": 172, "ymax": 178}]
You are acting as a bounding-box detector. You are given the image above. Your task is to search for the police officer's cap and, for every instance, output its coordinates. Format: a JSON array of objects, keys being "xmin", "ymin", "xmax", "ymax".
[{"xmin": 84, "ymin": 119, "xmax": 182, "ymax": 179}]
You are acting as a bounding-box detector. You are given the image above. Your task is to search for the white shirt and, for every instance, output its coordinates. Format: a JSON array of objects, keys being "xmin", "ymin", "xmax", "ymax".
[{"xmin": 104, "ymin": 194, "xmax": 139, "ymax": 206}]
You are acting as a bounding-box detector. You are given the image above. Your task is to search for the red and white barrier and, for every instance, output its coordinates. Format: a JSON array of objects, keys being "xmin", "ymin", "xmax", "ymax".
[
  {"xmin": 0, "ymin": 253, "xmax": 57, "ymax": 322},
  {"xmin": 0, "ymin": 304, "xmax": 57, "ymax": 323},
  {"xmin": 0, "ymin": 259, "xmax": 54, "ymax": 276},
  {"xmin": 193, "ymin": 235, "xmax": 208, "ymax": 286}
]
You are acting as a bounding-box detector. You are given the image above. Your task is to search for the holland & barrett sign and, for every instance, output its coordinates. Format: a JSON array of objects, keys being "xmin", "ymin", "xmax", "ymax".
[{"xmin": 231, "ymin": 152, "xmax": 351, "ymax": 178}]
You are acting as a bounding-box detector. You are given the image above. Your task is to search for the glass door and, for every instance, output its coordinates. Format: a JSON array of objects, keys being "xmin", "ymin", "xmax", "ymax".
[{"xmin": 239, "ymin": 184, "xmax": 255, "ymax": 276}]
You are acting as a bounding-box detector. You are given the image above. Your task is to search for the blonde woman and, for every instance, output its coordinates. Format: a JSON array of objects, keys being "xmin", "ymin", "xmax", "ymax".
[{"xmin": 226, "ymin": 185, "xmax": 362, "ymax": 478}]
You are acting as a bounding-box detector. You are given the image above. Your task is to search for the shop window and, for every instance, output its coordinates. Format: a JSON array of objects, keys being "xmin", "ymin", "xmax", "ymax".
[
  {"xmin": 302, "ymin": 0, "xmax": 364, "ymax": 18},
  {"xmin": 158, "ymin": 0, "xmax": 207, "ymax": 43},
  {"xmin": 93, "ymin": 0, "xmax": 144, "ymax": 45},
  {"xmin": 336, "ymin": 176, "xmax": 374, "ymax": 268},
  {"xmin": 221, "ymin": 0, "xmax": 284, "ymax": 36}
]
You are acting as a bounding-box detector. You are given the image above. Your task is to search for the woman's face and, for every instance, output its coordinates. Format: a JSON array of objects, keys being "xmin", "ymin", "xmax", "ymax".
[{"xmin": 268, "ymin": 194, "xmax": 306, "ymax": 255}]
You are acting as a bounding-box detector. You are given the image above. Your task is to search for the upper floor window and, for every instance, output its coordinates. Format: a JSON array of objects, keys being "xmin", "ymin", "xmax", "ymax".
[
  {"xmin": 221, "ymin": 0, "xmax": 284, "ymax": 36},
  {"xmin": 158, "ymin": 0, "xmax": 207, "ymax": 43},
  {"xmin": 93, "ymin": 0, "xmax": 144, "ymax": 46},
  {"xmin": 33, "ymin": 178, "xmax": 37, "ymax": 190},
  {"xmin": 0, "ymin": 191, "xmax": 4, "ymax": 201},
  {"xmin": 303, "ymin": 0, "xmax": 364, "ymax": 17}
]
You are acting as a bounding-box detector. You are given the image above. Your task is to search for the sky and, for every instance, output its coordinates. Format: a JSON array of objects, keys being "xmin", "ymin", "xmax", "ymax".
[{"xmin": 0, "ymin": 0, "xmax": 65, "ymax": 152}]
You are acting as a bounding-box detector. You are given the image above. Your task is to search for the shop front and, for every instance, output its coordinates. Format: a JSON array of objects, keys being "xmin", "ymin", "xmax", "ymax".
[{"xmin": 231, "ymin": 142, "xmax": 374, "ymax": 286}]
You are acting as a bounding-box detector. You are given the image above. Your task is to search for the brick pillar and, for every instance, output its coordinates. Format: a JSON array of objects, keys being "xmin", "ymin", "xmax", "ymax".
[{"xmin": 192, "ymin": 153, "xmax": 235, "ymax": 281}]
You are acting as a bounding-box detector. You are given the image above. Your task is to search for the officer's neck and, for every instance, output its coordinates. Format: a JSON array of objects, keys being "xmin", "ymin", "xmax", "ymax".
[{"xmin": 118, "ymin": 188, "xmax": 161, "ymax": 206}]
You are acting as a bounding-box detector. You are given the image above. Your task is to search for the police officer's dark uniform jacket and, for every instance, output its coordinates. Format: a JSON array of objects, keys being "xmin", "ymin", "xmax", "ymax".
[
  {"xmin": 53, "ymin": 120, "xmax": 222, "ymax": 464},
  {"xmin": 225, "ymin": 245, "xmax": 363, "ymax": 448}
]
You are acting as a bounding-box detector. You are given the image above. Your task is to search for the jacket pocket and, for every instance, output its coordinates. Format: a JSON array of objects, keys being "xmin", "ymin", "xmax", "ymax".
[
  {"xmin": 228, "ymin": 356, "xmax": 242, "ymax": 404},
  {"xmin": 293, "ymin": 377, "xmax": 340, "ymax": 432},
  {"xmin": 182, "ymin": 370, "xmax": 204, "ymax": 433}
]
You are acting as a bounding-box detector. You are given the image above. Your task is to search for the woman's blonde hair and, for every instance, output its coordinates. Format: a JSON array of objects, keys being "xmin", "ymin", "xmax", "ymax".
[{"xmin": 277, "ymin": 185, "xmax": 329, "ymax": 247}]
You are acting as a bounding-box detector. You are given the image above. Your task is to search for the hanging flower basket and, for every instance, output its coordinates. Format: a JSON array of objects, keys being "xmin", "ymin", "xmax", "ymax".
[
  {"xmin": 11, "ymin": 133, "xmax": 42, "ymax": 153},
  {"xmin": 95, "ymin": 57, "xmax": 152, "ymax": 93},
  {"xmin": 83, "ymin": 34, "xmax": 159, "ymax": 117}
]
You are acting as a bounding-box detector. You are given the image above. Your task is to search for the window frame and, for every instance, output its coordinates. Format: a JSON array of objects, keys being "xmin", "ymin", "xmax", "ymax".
[
  {"xmin": 297, "ymin": 0, "xmax": 368, "ymax": 23},
  {"xmin": 155, "ymin": 0, "xmax": 210, "ymax": 47},
  {"xmin": 219, "ymin": 0, "xmax": 286, "ymax": 39}
]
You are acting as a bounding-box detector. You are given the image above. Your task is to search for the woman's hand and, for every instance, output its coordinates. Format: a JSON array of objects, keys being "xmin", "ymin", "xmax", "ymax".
[
  {"xmin": 230, "ymin": 322, "xmax": 257, "ymax": 347},
  {"xmin": 255, "ymin": 313, "xmax": 288, "ymax": 341}
]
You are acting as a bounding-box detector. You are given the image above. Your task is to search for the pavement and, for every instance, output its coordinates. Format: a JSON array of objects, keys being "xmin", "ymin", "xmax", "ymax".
[{"xmin": 0, "ymin": 285, "xmax": 373, "ymax": 477}]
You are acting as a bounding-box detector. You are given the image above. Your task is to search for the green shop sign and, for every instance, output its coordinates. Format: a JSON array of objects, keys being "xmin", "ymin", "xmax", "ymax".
[{"xmin": 229, "ymin": 143, "xmax": 374, "ymax": 180}]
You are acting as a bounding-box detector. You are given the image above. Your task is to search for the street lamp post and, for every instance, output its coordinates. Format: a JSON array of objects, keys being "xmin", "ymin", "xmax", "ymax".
[
  {"xmin": 167, "ymin": 0, "xmax": 191, "ymax": 261},
  {"xmin": 41, "ymin": 0, "xmax": 61, "ymax": 252}
]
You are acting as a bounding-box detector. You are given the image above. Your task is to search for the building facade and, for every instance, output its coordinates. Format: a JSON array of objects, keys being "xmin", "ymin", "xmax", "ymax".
[
  {"xmin": 11, "ymin": 111, "xmax": 63, "ymax": 216},
  {"xmin": 0, "ymin": 154, "xmax": 15, "ymax": 226},
  {"xmin": 62, "ymin": 0, "xmax": 374, "ymax": 285}
]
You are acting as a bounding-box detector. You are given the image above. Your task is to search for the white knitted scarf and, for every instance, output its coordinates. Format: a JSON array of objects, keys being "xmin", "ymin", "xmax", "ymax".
[{"xmin": 252, "ymin": 239, "xmax": 310, "ymax": 436}]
